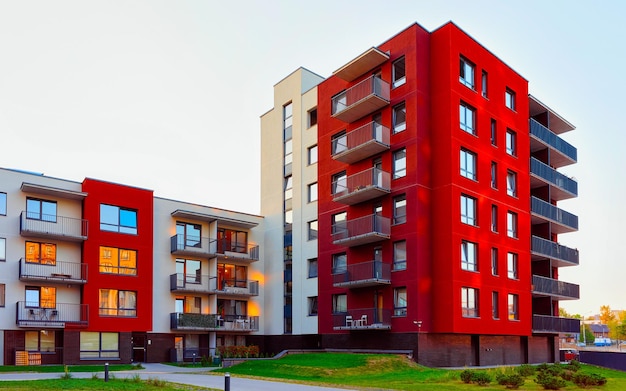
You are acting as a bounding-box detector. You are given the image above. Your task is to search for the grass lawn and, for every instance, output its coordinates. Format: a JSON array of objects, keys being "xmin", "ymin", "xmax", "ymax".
[
  {"xmin": 0, "ymin": 377, "xmax": 217, "ymax": 390},
  {"xmin": 215, "ymin": 352, "xmax": 626, "ymax": 390}
]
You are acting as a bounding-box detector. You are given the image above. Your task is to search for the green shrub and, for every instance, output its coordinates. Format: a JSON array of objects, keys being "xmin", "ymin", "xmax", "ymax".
[
  {"xmin": 567, "ymin": 359, "xmax": 581, "ymax": 372},
  {"xmin": 496, "ymin": 373, "xmax": 525, "ymax": 389},
  {"xmin": 460, "ymin": 369, "xmax": 473, "ymax": 383},
  {"xmin": 471, "ymin": 371, "xmax": 492, "ymax": 386},
  {"xmin": 59, "ymin": 365, "xmax": 72, "ymax": 380},
  {"xmin": 572, "ymin": 372, "xmax": 607, "ymax": 387},
  {"xmin": 516, "ymin": 364, "xmax": 535, "ymax": 377},
  {"xmin": 535, "ymin": 370, "xmax": 566, "ymax": 390},
  {"xmin": 560, "ymin": 369, "xmax": 574, "ymax": 381}
]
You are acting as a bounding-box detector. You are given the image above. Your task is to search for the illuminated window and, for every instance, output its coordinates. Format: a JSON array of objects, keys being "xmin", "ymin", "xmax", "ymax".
[
  {"xmin": 100, "ymin": 204, "xmax": 137, "ymax": 234},
  {"xmin": 25, "ymin": 242, "xmax": 56, "ymax": 265},
  {"xmin": 175, "ymin": 296, "xmax": 201, "ymax": 314},
  {"xmin": 508, "ymin": 294, "xmax": 519, "ymax": 320},
  {"xmin": 217, "ymin": 228, "xmax": 248, "ymax": 254},
  {"xmin": 99, "ymin": 289, "xmax": 137, "ymax": 317},
  {"xmin": 99, "ymin": 246, "xmax": 137, "ymax": 275},
  {"xmin": 25, "ymin": 286, "xmax": 56, "ymax": 308},
  {"xmin": 217, "ymin": 263, "xmax": 247, "ymax": 289}
]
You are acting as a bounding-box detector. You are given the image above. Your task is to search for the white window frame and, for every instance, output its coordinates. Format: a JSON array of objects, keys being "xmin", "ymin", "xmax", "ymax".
[
  {"xmin": 506, "ymin": 171, "xmax": 517, "ymax": 197},
  {"xmin": 393, "ymin": 102, "xmax": 406, "ymax": 133},
  {"xmin": 507, "ymin": 211, "xmax": 518, "ymax": 238},
  {"xmin": 393, "ymin": 148, "xmax": 406, "ymax": 179},
  {"xmin": 507, "ymin": 252, "xmax": 518, "ymax": 279},
  {"xmin": 392, "ymin": 57, "xmax": 406, "ymax": 88}
]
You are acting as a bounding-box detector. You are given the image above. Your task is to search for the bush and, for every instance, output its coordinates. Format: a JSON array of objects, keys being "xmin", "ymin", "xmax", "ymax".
[
  {"xmin": 516, "ymin": 364, "xmax": 535, "ymax": 377},
  {"xmin": 496, "ymin": 373, "xmax": 525, "ymax": 389},
  {"xmin": 567, "ymin": 359, "xmax": 581, "ymax": 372},
  {"xmin": 471, "ymin": 371, "xmax": 492, "ymax": 386},
  {"xmin": 535, "ymin": 370, "xmax": 566, "ymax": 390},
  {"xmin": 460, "ymin": 369, "xmax": 473, "ymax": 383},
  {"xmin": 560, "ymin": 369, "xmax": 574, "ymax": 381},
  {"xmin": 572, "ymin": 372, "xmax": 607, "ymax": 387}
]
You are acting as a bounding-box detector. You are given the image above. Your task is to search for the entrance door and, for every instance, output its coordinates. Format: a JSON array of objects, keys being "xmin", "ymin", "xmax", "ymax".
[
  {"xmin": 131, "ymin": 332, "xmax": 146, "ymax": 363},
  {"xmin": 174, "ymin": 336, "xmax": 183, "ymax": 362}
]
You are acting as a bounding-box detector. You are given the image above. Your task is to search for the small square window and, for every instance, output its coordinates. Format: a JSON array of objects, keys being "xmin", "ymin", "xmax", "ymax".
[
  {"xmin": 505, "ymin": 88, "xmax": 516, "ymax": 111},
  {"xmin": 392, "ymin": 57, "xmax": 406, "ymax": 88}
]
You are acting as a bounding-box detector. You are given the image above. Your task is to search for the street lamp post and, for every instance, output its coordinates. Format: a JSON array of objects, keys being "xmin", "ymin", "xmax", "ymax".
[{"xmin": 413, "ymin": 320, "xmax": 423, "ymax": 363}]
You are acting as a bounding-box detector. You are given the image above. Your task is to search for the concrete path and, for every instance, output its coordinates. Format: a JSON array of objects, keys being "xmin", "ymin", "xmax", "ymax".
[{"xmin": 0, "ymin": 362, "xmax": 355, "ymax": 391}]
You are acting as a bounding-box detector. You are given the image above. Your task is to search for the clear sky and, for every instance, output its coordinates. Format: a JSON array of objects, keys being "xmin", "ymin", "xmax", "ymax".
[{"xmin": 0, "ymin": 1, "xmax": 623, "ymax": 317}]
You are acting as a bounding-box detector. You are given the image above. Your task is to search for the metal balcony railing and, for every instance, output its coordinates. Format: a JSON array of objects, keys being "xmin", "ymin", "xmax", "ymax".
[
  {"xmin": 332, "ymin": 261, "xmax": 391, "ymax": 288},
  {"xmin": 212, "ymin": 277, "xmax": 259, "ymax": 296},
  {"xmin": 530, "ymin": 158, "xmax": 577, "ymax": 199},
  {"xmin": 532, "ymin": 314, "xmax": 580, "ymax": 334},
  {"xmin": 331, "ymin": 76, "xmax": 390, "ymax": 123},
  {"xmin": 532, "ymin": 275, "xmax": 580, "ymax": 300},
  {"xmin": 531, "ymin": 236, "xmax": 579, "ymax": 266},
  {"xmin": 170, "ymin": 273, "xmax": 214, "ymax": 293},
  {"xmin": 332, "ymin": 308, "xmax": 392, "ymax": 330},
  {"xmin": 332, "ymin": 122, "xmax": 390, "ymax": 164},
  {"xmin": 19, "ymin": 259, "xmax": 87, "ymax": 284},
  {"xmin": 170, "ymin": 313, "xmax": 259, "ymax": 331},
  {"xmin": 530, "ymin": 119, "xmax": 577, "ymax": 164},
  {"xmin": 16, "ymin": 301, "xmax": 88, "ymax": 328},
  {"xmin": 170, "ymin": 234, "xmax": 217, "ymax": 258},
  {"xmin": 531, "ymin": 197, "xmax": 578, "ymax": 233},
  {"xmin": 216, "ymin": 240, "xmax": 260, "ymax": 262},
  {"xmin": 20, "ymin": 212, "xmax": 88, "ymax": 241},
  {"xmin": 332, "ymin": 168, "xmax": 391, "ymax": 205},
  {"xmin": 332, "ymin": 214, "xmax": 390, "ymax": 247}
]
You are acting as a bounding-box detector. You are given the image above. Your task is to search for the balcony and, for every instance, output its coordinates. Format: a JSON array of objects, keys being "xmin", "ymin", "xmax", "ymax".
[
  {"xmin": 332, "ymin": 261, "xmax": 391, "ymax": 288},
  {"xmin": 332, "ymin": 168, "xmax": 391, "ymax": 205},
  {"xmin": 16, "ymin": 302, "xmax": 88, "ymax": 328},
  {"xmin": 529, "ymin": 119, "xmax": 577, "ymax": 167},
  {"xmin": 331, "ymin": 76, "xmax": 390, "ymax": 123},
  {"xmin": 531, "ymin": 197, "xmax": 578, "ymax": 234},
  {"xmin": 217, "ymin": 240, "xmax": 260, "ymax": 263},
  {"xmin": 532, "ymin": 275, "xmax": 580, "ymax": 300},
  {"xmin": 531, "ymin": 236, "xmax": 579, "ymax": 267},
  {"xmin": 19, "ymin": 259, "xmax": 87, "ymax": 284},
  {"xmin": 332, "ymin": 308, "xmax": 391, "ymax": 331},
  {"xmin": 170, "ymin": 234, "xmax": 217, "ymax": 258},
  {"xmin": 332, "ymin": 214, "xmax": 390, "ymax": 247},
  {"xmin": 333, "ymin": 47, "xmax": 389, "ymax": 82},
  {"xmin": 20, "ymin": 212, "xmax": 88, "ymax": 241},
  {"xmin": 170, "ymin": 313, "xmax": 259, "ymax": 332},
  {"xmin": 532, "ymin": 314, "xmax": 580, "ymax": 334},
  {"xmin": 170, "ymin": 273, "xmax": 214, "ymax": 294},
  {"xmin": 213, "ymin": 278, "xmax": 260, "ymax": 297},
  {"xmin": 530, "ymin": 158, "xmax": 577, "ymax": 201},
  {"xmin": 332, "ymin": 122, "xmax": 390, "ymax": 164}
]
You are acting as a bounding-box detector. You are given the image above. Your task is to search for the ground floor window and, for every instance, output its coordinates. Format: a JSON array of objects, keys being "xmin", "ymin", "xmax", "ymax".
[
  {"xmin": 80, "ymin": 332, "xmax": 119, "ymax": 359},
  {"xmin": 25, "ymin": 330, "xmax": 55, "ymax": 352}
]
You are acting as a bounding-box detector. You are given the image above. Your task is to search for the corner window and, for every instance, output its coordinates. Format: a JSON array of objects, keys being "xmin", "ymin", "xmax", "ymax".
[
  {"xmin": 332, "ymin": 253, "xmax": 347, "ymax": 275},
  {"xmin": 394, "ymin": 287, "xmax": 407, "ymax": 316},
  {"xmin": 331, "ymin": 172, "xmax": 347, "ymax": 195},
  {"xmin": 25, "ymin": 242, "xmax": 56, "ymax": 265},
  {"xmin": 507, "ymin": 211, "xmax": 518, "ymax": 238},
  {"xmin": 460, "ymin": 149, "xmax": 476, "ymax": 180},
  {"xmin": 459, "ymin": 57, "xmax": 475, "ymax": 89},
  {"xmin": 459, "ymin": 103, "xmax": 476, "ymax": 135},
  {"xmin": 506, "ymin": 129, "xmax": 517, "ymax": 156},
  {"xmin": 307, "ymin": 258, "xmax": 318, "ymax": 278},
  {"xmin": 491, "ymin": 248, "xmax": 499, "ymax": 276},
  {"xmin": 307, "ymin": 108, "xmax": 317, "ymax": 128},
  {"xmin": 492, "ymin": 291, "xmax": 499, "ymax": 319},
  {"xmin": 99, "ymin": 246, "xmax": 137, "ymax": 275},
  {"xmin": 307, "ymin": 220, "xmax": 318, "ymax": 240},
  {"xmin": 506, "ymin": 171, "xmax": 517, "ymax": 197},
  {"xmin": 508, "ymin": 294, "xmax": 519, "ymax": 320},
  {"xmin": 99, "ymin": 289, "xmax": 137, "ymax": 317},
  {"xmin": 461, "ymin": 240, "xmax": 477, "ymax": 271},
  {"xmin": 507, "ymin": 252, "xmax": 518, "ymax": 279},
  {"xmin": 460, "ymin": 195, "xmax": 477, "ymax": 226},
  {"xmin": 0, "ymin": 192, "xmax": 6, "ymax": 215},
  {"xmin": 393, "ymin": 195, "xmax": 407, "ymax": 225},
  {"xmin": 392, "ymin": 57, "xmax": 406, "ymax": 88},
  {"xmin": 392, "ymin": 102, "xmax": 406, "ymax": 133},
  {"xmin": 332, "ymin": 294, "xmax": 347, "ymax": 314},
  {"xmin": 393, "ymin": 148, "xmax": 406, "ymax": 179},
  {"xmin": 308, "ymin": 182, "xmax": 318, "ymax": 202},
  {"xmin": 100, "ymin": 204, "xmax": 137, "ymax": 234},
  {"xmin": 0, "ymin": 238, "xmax": 6, "ymax": 262},
  {"xmin": 80, "ymin": 332, "xmax": 119, "ymax": 359},
  {"xmin": 393, "ymin": 240, "xmax": 407, "ymax": 271},
  {"xmin": 26, "ymin": 198, "xmax": 57, "ymax": 222},
  {"xmin": 307, "ymin": 145, "xmax": 318, "ymax": 165},
  {"xmin": 505, "ymin": 88, "xmax": 516, "ymax": 110},
  {"xmin": 331, "ymin": 131, "xmax": 347, "ymax": 155},
  {"xmin": 461, "ymin": 287, "xmax": 478, "ymax": 318},
  {"xmin": 308, "ymin": 296, "xmax": 318, "ymax": 316},
  {"xmin": 481, "ymin": 70, "xmax": 488, "ymax": 98}
]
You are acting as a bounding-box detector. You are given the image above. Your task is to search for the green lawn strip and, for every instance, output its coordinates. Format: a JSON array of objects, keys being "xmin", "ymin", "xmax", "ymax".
[
  {"xmin": 0, "ymin": 364, "xmax": 139, "ymax": 373},
  {"xmin": 0, "ymin": 378, "xmax": 218, "ymax": 390}
]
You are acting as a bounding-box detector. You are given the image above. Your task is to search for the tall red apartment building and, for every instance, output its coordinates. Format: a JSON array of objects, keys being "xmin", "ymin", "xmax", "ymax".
[{"xmin": 316, "ymin": 22, "xmax": 579, "ymax": 366}]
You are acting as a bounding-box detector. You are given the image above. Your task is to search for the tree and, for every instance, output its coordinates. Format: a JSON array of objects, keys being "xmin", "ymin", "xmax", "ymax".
[
  {"xmin": 600, "ymin": 305, "xmax": 615, "ymax": 324},
  {"xmin": 579, "ymin": 324, "xmax": 595, "ymax": 345}
]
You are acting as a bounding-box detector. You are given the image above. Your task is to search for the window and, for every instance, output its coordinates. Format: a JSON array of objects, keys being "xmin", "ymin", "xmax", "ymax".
[
  {"xmin": 393, "ymin": 195, "xmax": 407, "ymax": 224},
  {"xmin": 393, "ymin": 102, "xmax": 406, "ymax": 133},
  {"xmin": 508, "ymin": 294, "xmax": 519, "ymax": 320},
  {"xmin": 217, "ymin": 264, "xmax": 248, "ymax": 291},
  {"xmin": 308, "ymin": 182, "xmax": 318, "ymax": 202},
  {"xmin": 332, "ymin": 253, "xmax": 347, "ymax": 275},
  {"xmin": 491, "ymin": 248, "xmax": 499, "ymax": 276},
  {"xmin": 26, "ymin": 198, "xmax": 57, "ymax": 222},
  {"xmin": 26, "ymin": 286, "xmax": 56, "ymax": 308},
  {"xmin": 461, "ymin": 240, "xmax": 477, "ymax": 271},
  {"xmin": 490, "ymin": 119, "xmax": 497, "ymax": 146},
  {"xmin": 331, "ymin": 131, "xmax": 347, "ymax": 155},
  {"xmin": 0, "ymin": 192, "xmax": 6, "ymax": 215},
  {"xmin": 459, "ymin": 103, "xmax": 476, "ymax": 135},
  {"xmin": 394, "ymin": 287, "xmax": 407, "ymax": 316},
  {"xmin": 393, "ymin": 240, "xmax": 407, "ymax": 271},
  {"xmin": 176, "ymin": 222, "xmax": 201, "ymax": 248},
  {"xmin": 505, "ymin": 88, "xmax": 516, "ymax": 110},
  {"xmin": 460, "ymin": 195, "xmax": 477, "ymax": 226},
  {"xmin": 331, "ymin": 212, "xmax": 347, "ymax": 235},
  {"xmin": 0, "ymin": 238, "xmax": 5, "ymax": 262},
  {"xmin": 217, "ymin": 228, "xmax": 248, "ymax": 253},
  {"xmin": 307, "ymin": 220, "xmax": 318, "ymax": 240},
  {"xmin": 393, "ymin": 148, "xmax": 406, "ymax": 179},
  {"xmin": 492, "ymin": 292, "xmax": 499, "ymax": 319},
  {"xmin": 80, "ymin": 332, "xmax": 119, "ymax": 359},
  {"xmin": 99, "ymin": 246, "xmax": 137, "ymax": 275},
  {"xmin": 26, "ymin": 242, "xmax": 56, "ymax": 265},
  {"xmin": 218, "ymin": 298, "xmax": 248, "ymax": 317},
  {"xmin": 331, "ymin": 171, "xmax": 347, "ymax": 195},
  {"xmin": 491, "ymin": 161, "xmax": 498, "ymax": 189},
  {"xmin": 308, "ymin": 108, "xmax": 317, "ymax": 128},
  {"xmin": 459, "ymin": 57, "xmax": 475, "ymax": 89},
  {"xmin": 506, "ymin": 171, "xmax": 517, "ymax": 197},
  {"xmin": 507, "ymin": 211, "xmax": 518, "ymax": 238},
  {"xmin": 506, "ymin": 129, "xmax": 516, "ymax": 156},
  {"xmin": 308, "ymin": 296, "xmax": 318, "ymax": 316},
  {"xmin": 307, "ymin": 145, "xmax": 318, "ymax": 165},
  {"xmin": 26, "ymin": 330, "xmax": 55, "ymax": 352},
  {"xmin": 491, "ymin": 205, "xmax": 498, "ymax": 232},
  {"xmin": 332, "ymin": 91, "xmax": 347, "ymax": 115},
  {"xmin": 307, "ymin": 258, "xmax": 318, "ymax": 278},
  {"xmin": 283, "ymin": 102, "xmax": 293, "ymax": 129},
  {"xmin": 0, "ymin": 283, "xmax": 5, "ymax": 306},
  {"xmin": 284, "ymin": 138, "xmax": 293, "ymax": 165},
  {"xmin": 284, "ymin": 175, "xmax": 293, "ymax": 200},
  {"xmin": 100, "ymin": 204, "xmax": 137, "ymax": 234},
  {"xmin": 482, "ymin": 70, "xmax": 488, "ymax": 98},
  {"xmin": 99, "ymin": 289, "xmax": 137, "ymax": 317},
  {"xmin": 507, "ymin": 253, "xmax": 518, "ymax": 279},
  {"xmin": 460, "ymin": 149, "xmax": 476, "ymax": 180},
  {"xmin": 392, "ymin": 57, "xmax": 406, "ymax": 88},
  {"xmin": 461, "ymin": 287, "xmax": 478, "ymax": 317},
  {"xmin": 175, "ymin": 296, "xmax": 201, "ymax": 313},
  {"xmin": 176, "ymin": 258, "xmax": 201, "ymax": 284},
  {"xmin": 285, "ymin": 209, "xmax": 293, "ymax": 225},
  {"xmin": 332, "ymin": 294, "xmax": 347, "ymax": 313}
]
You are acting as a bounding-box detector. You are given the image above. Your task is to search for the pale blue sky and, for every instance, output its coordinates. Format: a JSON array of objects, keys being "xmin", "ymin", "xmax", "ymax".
[{"xmin": 0, "ymin": 1, "xmax": 623, "ymax": 316}]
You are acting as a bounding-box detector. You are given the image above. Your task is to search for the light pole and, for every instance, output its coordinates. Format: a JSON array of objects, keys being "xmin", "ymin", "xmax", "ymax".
[{"xmin": 413, "ymin": 320, "xmax": 422, "ymax": 363}]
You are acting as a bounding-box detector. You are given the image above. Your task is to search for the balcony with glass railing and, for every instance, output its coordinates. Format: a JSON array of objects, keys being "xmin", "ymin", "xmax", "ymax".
[
  {"xmin": 332, "ymin": 122, "xmax": 390, "ymax": 164},
  {"xmin": 20, "ymin": 211, "xmax": 88, "ymax": 241},
  {"xmin": 532, "ymin": 275, "xmax": 580, "ymax": 300},
  {"xmin": 332, "ymin": 308, "xmax": 391, "ymax": 331},
  {"xmin": 332, "ymin": 261, "xmax": 391, "ymax": 288},
  {"xmin": 332, "ymin": 168, "xmax": 391, "ymax": 205},
  {"xmin": 331, "ymin": 76, "xmax": 390, "ymax": 123},
  {"xmin": 332, "ymin": 214, "xmax": 390, "ymax": 247},
  {"xmin": 531, "ymin": 197, "xmax": 578, "ymax": 234},
  {"xmin": 530, "ymin": 119, "xmax": 577, "ymax": 167},
  {"xmin": 170, "ymin": 313, "xmax": 259, "ymax": 332},
  {"xmin": 530, "ymin": 158, "xmax": 577, "ymax": 201},
  {"xmin": 19, "ymin": 259, "xmax": 87, "ymax": 284},
  {"xmin": 16, "ymin": 301, "xmax": 89, "ymax": 328},
  {"xmin": 532, "ymin": 314, "xmax": 580, "ymax": 334},
  {"xmin": 170, "ymin": 234, "xmax": 217, "ymax": 258},
  {"xmin": 531, "ymin": 236, "xmax": 579, "ymax": 267}
]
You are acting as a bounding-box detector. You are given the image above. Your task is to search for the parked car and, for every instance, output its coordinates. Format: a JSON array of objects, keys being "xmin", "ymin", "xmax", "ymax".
[
  {"xmin": 559, "ymin": 348, "xmax": 579, "ymax": 361},
  {"xmin": 594, "ymin": 337, "xmax": 612, "ymax": 347}
]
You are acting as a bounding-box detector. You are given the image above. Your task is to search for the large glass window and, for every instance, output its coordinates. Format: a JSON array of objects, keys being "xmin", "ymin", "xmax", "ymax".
[
  {"xmin": 26, "ymin": 330, "xmax": 55, "ymax": 352},
  {"xmin": 506, "ymin": 129, "xmax": 517, "ymax": 156},
  {"xmin": 392, "ymin": 57, "xmax": 406, "ymax": 88},
  {"xmin": 308, "ymin": 182, "xmax": 318, "ymax": 202},
  {"xmin": 508, "ymin": 294, "xmax": 519, "ymax": 320},
  {"xmin": 507, "ymin": 211, "xmax": 518, "ymax": 238},
  {"xmin": 461, "ymin": 195, "xmax": 477, "ymax": 226},
  {"xmin": 217, "ymin": 263, "xmax": 247, "ymax": 289},
  {"xmin": 461, "ymin": 240, "xmax": 477, "ymax": 272},
  {"xmin": 460, "ymin": 149, "xmax": 476, "ymax": 180},
  {"xmin": 217, "ymin": 228, "xmax": 248, "ymax": 253},
  {"xmin": 332, "ymin": 294, "xmax": 347, "ymax": 313},
  {"xmin": 176, "ymin": 259, "xmax": 201, "ymax": 284},
  {"xmin": 307, "ymin": 220, "xmax": 318, "ymax": 240},
  {"xmin": 393, "ymin": 240, "xmax": 407, "ymax": 271},
  {"xmin": 332, "ymin": 253, "xmax": 347, "ymax": 275},
  {"xmin": 506, "ymin": 171, "xmax": 517, "ymax": 197},
  {"xmin": 99, "ymin": 246, "xmax": 137, "ymax": 275},
  {"xmin": 461, "ymin": 287, "xmax": 478, "ymax": 317},
  {"xmin": 393, "ymin": 148, "xmax": 406, "ymax": 179},
  {"xmin": 80, "ymin": 332, "xmax": 119, "ymax": 359},
  {"xmin": 25, "ymin": 286, "xmax": 56, "ymax": 308},
  {"xmin": 459, "ymin": 103, "xmax": 476, "ymax": 135},
  {"xmin": 176, "ymin": 222, "xmax": 201, "ymax": 248},
  {"xmin": 331, "ymin": 171, "xmax": 347, "ymax": 195},
  {"xmin": 308, "ymin": 145, "xmax": 318, "ymax": 165},
  {"xmin": 99, "ymin": 289, "xmax": 137, "ymax": 317},
  {"xmin": 308, "ymin": 296, "xmax": 318, "ymax": 316},
  {"xmin": 393, "ymin": 102, "xmax": 406, "ymax": 133},
  {"xmin": 459, "ymin": 57, "xmax": 475, "ymax": 89},
  {"xmin": 393, "ymin": 195, "xmax": 407, "ymax": 225},
  {"xmin": 175, "ymin": 296, "xmax": 201, "ymax": 313},
  {"xmin": 507, "ymin": 252, "xmax": 518, "ymax": 279},
  {"xmin": 100, "ymin": 204, "xmax": 137, "ymax": 234},
  {"xmin": 307, "ymin": 258, "xmax": 318, "ymax": 278},
  {"xmin": 25, "ymin": 241, "xmax": 56, "ymax": 265},
  {"xmin": 26, "ymin": 198, "xmax": 57, "ymax": 222},
  {"xmin": 0, "ymin": 192, "xmax": 6, "ymax": 215},
  {"xmin": 394, "ymin": 287, "xmax": 407, "ymax": 316},
  {"xmin": 331, "ymin": 131, "xmax": 347, "ymax": 155}
]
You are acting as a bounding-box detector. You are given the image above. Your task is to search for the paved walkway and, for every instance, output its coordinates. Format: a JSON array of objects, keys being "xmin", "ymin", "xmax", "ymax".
[{"xmin": 0, "ymin": 363, "xmax": 354, "ymax": 391}]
